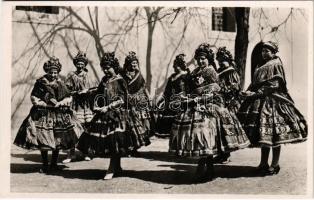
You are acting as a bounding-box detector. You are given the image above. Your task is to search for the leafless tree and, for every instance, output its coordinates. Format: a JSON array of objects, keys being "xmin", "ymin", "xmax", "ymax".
[{"xmin": 11, "ymin": 6, "xmax": 307, "ymax": 121}]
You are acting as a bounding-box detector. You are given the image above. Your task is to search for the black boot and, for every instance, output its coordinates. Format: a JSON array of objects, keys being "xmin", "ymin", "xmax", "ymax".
[
  {"xmin": 205, "ymin": 156, "xmax": 215, "ymax": 181},
  {"xmin": 115, "ymin": 156, "xmax": 123, "ymax": 176},
  {"xmin": 39, "ymin": 150, "xmax": 49, "ymax": 174},
  {"xmin": 50, "ymin": 150, "xmax": 62, "ymax": 172},
  {"xmin": 195, "ymin": 158, "xmax": 207, "ymax": 182}
]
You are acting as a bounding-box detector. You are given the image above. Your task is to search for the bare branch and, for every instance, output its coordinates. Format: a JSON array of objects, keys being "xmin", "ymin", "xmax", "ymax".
[
  {"xmin": 170, "ymin": 7, "xmax": 184, "ymax": 24},
  {"xmin": 270, "ymin": 8, "xmax": 293, "ymax": 33},
  {"xmin": 63, "ymin": 6, "xmax": 104, "ymax": 57},
  {"xmin": 87, "ymin": 7, "xmax": 97, "ymax": 33},
  {"xmin": 26, "ymin": 12, "xmax": 50, "ymax": 57},
  {"xmin": 113, "ymin": 8, "xmax": 139, "ymax": 51},
  {"xmin": 11, "ymin": 75, "xmax": 37, "ymax": 88},
  {"xmin": 164, "ymin": 17, "xmax": 190, "ymax": 79},
  {"xmin": 57, "ymin": 33, "xmax": 74, "ymax": 59},
  {"xmin": 141, "ymin": 7, "xmax": 185, "ymax": 27},
  {"xmin": 95, "ymin": 7, "xmax": 100, "ymax": 36},
  {"xmin": 11, "ymin": 85, "xmax": 33, "ymax": 119}
]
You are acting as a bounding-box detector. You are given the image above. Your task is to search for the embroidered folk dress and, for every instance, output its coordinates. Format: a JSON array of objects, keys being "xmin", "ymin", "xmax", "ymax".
[
  {"xmin": 124, "ymin": 70, "xmax": 153, "ymax": 143},
  {"xmin": 217, "ymin": 65, "xmax": 242, "ymax": 114},
  {"xmin": 77, "ymin": 75, "xmax": 149, "ymax": 156},
  {"xmin": 65, "ymin": 71, "xmax": 97, "ymax": 126},
  {"xmin": 155, "ymin": 72, "xmax": 188, "ymax": 137},
  {"xmin": 14, "ymin": 75, "xmax": 83, "ymax": 150},
  {"xmin": 169, "ymin": 65, "xmax": 250, "ymax": 157},
  {"xmin": 237, "ymin": 57, "xmax": 307, "ymax": 147}
]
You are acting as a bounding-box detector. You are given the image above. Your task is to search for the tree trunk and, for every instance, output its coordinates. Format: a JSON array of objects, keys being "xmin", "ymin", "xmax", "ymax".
[
  {"xmin": 234, "ymin": 7, "xmax": 250, "ymax": 90},
  {"xmin": 146, "ymin": 23, "xmax": 153, "ymax": 93}
]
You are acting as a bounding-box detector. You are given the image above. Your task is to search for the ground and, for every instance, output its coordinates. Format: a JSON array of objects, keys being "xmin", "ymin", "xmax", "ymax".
[{"xmin": 11, "ymin": 136, "xmax": 307, "ymax": 195}]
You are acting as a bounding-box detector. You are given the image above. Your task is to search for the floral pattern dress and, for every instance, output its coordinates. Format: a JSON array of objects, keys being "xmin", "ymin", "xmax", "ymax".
[
  {"xmin": 237, "ymin": 57, "xmax": 307, "ymax": 147},
  {"xmin": 14, "ymin": 75, "xmax": 83, "ymax": 150},
  {"xmin": 155, "ymin": 72, "xmax": 188, "ymax": 137},
  {"xmin": 77, "ymin": 75, "xmax": 149, "ymax": 156},
  {"xmin": 169, "ymin": 65, "xmax": 250, "ymax": 157}
]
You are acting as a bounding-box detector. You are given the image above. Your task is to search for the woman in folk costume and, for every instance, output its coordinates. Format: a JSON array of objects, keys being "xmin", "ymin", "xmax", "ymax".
[
  {"xmin": 214, "ymin": 47, "xmax": 243, "ymax": 164},
  {"xmin": 169, "ymin": 43, "xmax": 250, "ymax": 182},
  {"xmin": 62, "ymin": 52, "xmax": 98, "ymax": 163},
  {"xmin": 77, "ymin": 52, "xmax": 149, "ymax": 180},
  {"xmin": 155, "ymin": 54, "xmax": 189, "ymax": 137},
  {"xmin": 14, "ymin": 57, "xmax": 84, "ymax": 174},
  {"xmin": 238, "ymin": 41, "xmax": 307, "ymax": 175},
  {"xmin": 122, "ymin": 51, "xmax": 152, "ymax": 149},
  {"xmin": 216, "ymin": 47, "xmax": 242, "ymax": 114}
]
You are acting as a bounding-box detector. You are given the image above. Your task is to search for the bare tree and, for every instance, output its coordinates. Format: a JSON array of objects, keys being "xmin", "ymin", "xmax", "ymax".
[
  {"xmin": 12, "ymin": 6, "xmax": 186, "ymax": 119},
  {"xmin": 12, "ymin": 6, "xmax": 305, "ymax": 121},
  {"xmin": 234, "ymin": 8, "xmax": 302, "ymax": 89},
  {"xmin": 144, "ymin": 7, "xmax": 163, "ymax": 92}
]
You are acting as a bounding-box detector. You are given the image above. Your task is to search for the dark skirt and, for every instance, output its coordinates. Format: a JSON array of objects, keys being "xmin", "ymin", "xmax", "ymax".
[
  {"xmin": 14, "ymin": 107, "xmax": 83, "ymax": 151},
  {"xmin": 237, "ymin": 96, "xmax": 307, "ymax": 147},
  {"xmin": 155, "ymin": 109, "xmax": 176, "ymax": 137},
  {"xmin": 169, "ymin": 104, "xmax": 250, "ymax": 157},
  {"xmin": 77, "ymin": 108, "xmax": 150, "ymax": 157}
]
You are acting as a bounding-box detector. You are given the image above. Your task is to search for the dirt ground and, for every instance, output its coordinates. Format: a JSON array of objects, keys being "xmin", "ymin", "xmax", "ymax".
[{"xmin": 10, "ymin": 136, "xmax": 308, "ymax": 195}]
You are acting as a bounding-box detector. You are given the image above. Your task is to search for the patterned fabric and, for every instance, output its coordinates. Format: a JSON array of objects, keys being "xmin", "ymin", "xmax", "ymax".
[
  {"xmin": 218, "ymin": 66, "xmax": 242, "ymax": 114},
  {"xmin": 124, "ymin": 71, "xmax": 154, "ymax": 138},
  {"xmin": 237, "ymin": 57, "xmax": 307, "ymax": 147},
  {"xmin": 14, "ymin": 75, "xmax": 83, "ymax": 150},
  {"xmin": 77, "ymin": 75, "xmax": 150, "ymax": 157},
  {"xmin": 169, "ymin": 65, "xmax": 250, "ymax": 157},
  {"xmin": 65, "ymin": 71, "xmax": 97, "ymax": 125},
  {"xmin": 155, "ymin": 73, "xmax": 188, "ymax": 137}
]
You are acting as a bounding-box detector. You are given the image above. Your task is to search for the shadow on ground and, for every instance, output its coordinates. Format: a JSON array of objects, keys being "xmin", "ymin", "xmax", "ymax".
[
  {"xmin": 11, "ymin": 153, "xmax": 79, "ymax": 163},
  {"xmin": 11, "ymin": 151, "xmax": 195, "ymax": 164},
  {"xmin": 11, "ymin": 161, "xmax": 264, "ymax": 185},
  {"xmin": 138, "ymin": 151, "xmax": 200, "ymax": 164},
  {"xmin": 11, "ymin": 163, "xmax": 69, "ymax": 174}
]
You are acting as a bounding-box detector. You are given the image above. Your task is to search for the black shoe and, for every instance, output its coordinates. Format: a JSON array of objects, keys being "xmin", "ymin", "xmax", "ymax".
[
  {"xmin": 213, "ymin": 156, "xmax": 221, "ymax": 163},
  {"xmin": 214, "ymin": 156, "xmax": 231, "ymax": 164},
  {"xmin": 114, "ymin": 167, "xmax": 123, "ymax": 177},
  {"xmin": 205, "ymin": 157, "xmax": 215, "ymax": 181},
  {"xmin": 195, "ymin": 158, "xmax": 207, "ymax": 181},
  {"xmin": 266, "ymin": 165, "xmax": 280, "ymax": 175},
  {"xmin": 131, "ymin": 150, "xmax": 141, "ymax": 157}
]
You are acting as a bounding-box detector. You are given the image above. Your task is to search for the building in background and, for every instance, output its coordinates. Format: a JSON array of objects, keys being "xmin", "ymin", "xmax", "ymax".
[{"xmin": 11, "ymin": 6, "xmax": 309, "ymax": 133}]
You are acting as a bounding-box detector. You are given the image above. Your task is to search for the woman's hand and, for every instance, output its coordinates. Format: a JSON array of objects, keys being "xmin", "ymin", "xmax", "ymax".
[
  {"xmin": 240, "ymin": 91, "xmax": 256, "ymax": 97},
  {"xmin": 49, "ymin": 98, "xmax": 58, "ymax": 106},
  {"xmin": 93, "ymin": 107, "xmax": 101, "ymax": 112},
  {"xmin": 100, "ymin": 106, "xmax": 109, "ymax": 113},
  {"xmin": 55, "ymin": 97, "xmax": 72, "ymax": 107},
  {"xmin": 109, "ymin": 99, "xmax": 124, "ymax": 109},
  {"xmin": 54, "ymin": 102, "xmax": 61, "ymax": 108},
  {"xmin": 94, "ymin": 106, "xmax": 109, "ymax": 113},
  {"xmin": 31, "ymin": 96, "xmax": 47, "ymax": 107},
  {"xmin": 78, "ymin": 88, "xmax": 89, "ymax": 95}
]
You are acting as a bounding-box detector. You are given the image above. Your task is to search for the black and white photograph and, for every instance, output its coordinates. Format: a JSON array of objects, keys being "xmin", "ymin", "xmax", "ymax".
[{"xmin": 1, "ymin": 0, "xmax": 313, "ymax": 198}]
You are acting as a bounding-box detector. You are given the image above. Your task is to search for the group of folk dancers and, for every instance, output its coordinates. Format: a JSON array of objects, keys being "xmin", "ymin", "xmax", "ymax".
[{"xmin": 14, "ymin": 41, "xmax": 307, "ymax": 181}]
